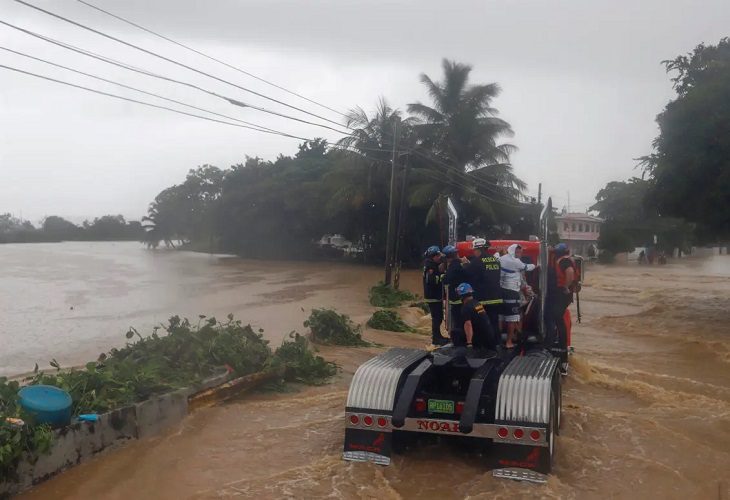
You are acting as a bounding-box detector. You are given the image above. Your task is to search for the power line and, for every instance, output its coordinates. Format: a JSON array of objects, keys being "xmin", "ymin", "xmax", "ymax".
[
  {"xmin": 404, "ymin": 149, "xmax": 525, "ymax": 206},
  {"xmin": 0, "ymin": 61, "xmax": 392, "ymax": 159},
  {"xmin": 12, "ymin": 0, "xmax": 350, "ymax": 131},
  {"xmin": 74, "ymin": 0, "xmax": 348, "ymax": 119},
  {"xmin": 0, "ymin": 62, "xmax": 311, "ymax": 140},
  {"xmin": 408, "ymin": 168, "xmax": 523, "ymax": 208},
  {"xmin": 0, "ymin": 19, "xmax": 351, "ymax": 135},
  {"xmin": 3, "ymin": 61, "xmax": 524, "ymax": 216},
  {"xmin": 0, "ymin": 45, "xmax": 285, "ymax": 135}
]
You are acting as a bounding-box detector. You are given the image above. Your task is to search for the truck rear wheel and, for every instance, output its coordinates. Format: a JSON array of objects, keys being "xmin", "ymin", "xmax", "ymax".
[
  {"xmin": 547, "ymin": 392, "xmax": 557, "ymax": 470},
  {"xmin": 556, "ymin": 376, "xmax": 563, "ymax": 434}
]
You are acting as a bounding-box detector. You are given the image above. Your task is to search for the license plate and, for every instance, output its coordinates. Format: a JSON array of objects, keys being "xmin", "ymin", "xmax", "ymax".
[{"xmin": 428, "ymin": 399, "xmax": 454, "ymax": 414}]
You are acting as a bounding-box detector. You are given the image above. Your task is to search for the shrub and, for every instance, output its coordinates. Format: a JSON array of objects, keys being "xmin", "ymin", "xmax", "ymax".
[
  {"xmin": 0, "ymin": 378, "xmax": 53, "ymax": 484},
  {"xmin": 368, "ymin": 282, "xmax": 416, "ymax": 308},
  {"xmin": 366, "ymin": 310, "xmax": 414, "ymax": 332},
  {"xmin": 0, "ymin": 313, "xmax": 344, "ymax": 485},
  {"xmin": 272, "ymin": 333, "xmax": 338, "ymax": 385},
  {"xmin": 304, "ymin": 308, "xmax": 368, "ymax": 346},
  {"xmin": 29, "ymin": 315, "xmax": 273, "ymax": 415}
]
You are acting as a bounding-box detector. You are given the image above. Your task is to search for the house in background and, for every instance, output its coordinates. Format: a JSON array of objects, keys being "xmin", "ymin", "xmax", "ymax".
[{"xmin": 555, "ymin": 213, "xmax": 603, "ymax": 256}]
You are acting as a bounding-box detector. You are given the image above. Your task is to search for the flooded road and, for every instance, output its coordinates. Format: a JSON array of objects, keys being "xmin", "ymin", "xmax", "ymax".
[{"xmin": 7, "ymin": 244, "xmax": 730, "ymax": 499}]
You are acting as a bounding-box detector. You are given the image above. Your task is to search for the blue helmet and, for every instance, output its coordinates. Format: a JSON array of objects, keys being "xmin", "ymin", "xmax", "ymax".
[
  {"xmin": 456, "ymin": 282, "xmax": 474, "ymax": 297},
  {"xmin": 555, "ymin": 243, "xmax": 569, "ymax": 255},
  {"xmin": 424, "ymin": 245, "xmax": 441, "ymax": 257},
  {"xmin": 442, "ymin": 245, "xmax": 457, "ymax": 256}
]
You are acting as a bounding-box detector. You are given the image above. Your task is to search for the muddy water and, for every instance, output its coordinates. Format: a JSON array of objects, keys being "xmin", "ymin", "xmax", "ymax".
[
  {"xmin": 9, "ymin": 246, "xmax": 730, "ymax": 499},
  {"xmin": 0, "ymin": 242, "xmax": 393, "ymax": 376}
]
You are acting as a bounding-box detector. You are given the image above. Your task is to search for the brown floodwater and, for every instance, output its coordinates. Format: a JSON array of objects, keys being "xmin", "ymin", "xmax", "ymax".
[
  {"xmin": 0, "ymin": 241, "xmax": 396, "ymax": 377},
  {"xmin": 6, "ymin": 243, "xmax": 730, "ymax": 499}
]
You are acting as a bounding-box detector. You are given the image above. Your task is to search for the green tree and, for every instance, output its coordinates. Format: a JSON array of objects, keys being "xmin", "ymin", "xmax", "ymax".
[
  {"xmin": 597, "ymin": 222, "xmax": 635, "ymax": 256},
  {"xmin": 216, "ymin": 149, "xmax": 338, "ymax": 258},
  {"xmin": 83, "ymin": 215, "xmax": 141, "ymax": 241},
  {"xmin": 591, "ymin": 177, "xmax": 693, "ymax": 253},
  {"xmin": 641, "ymin": 38, "xmax": 730, "ymax": 238},
  {"xmin": 142, "ymin": 165, "xmax": 223, "ymax": 249},
  {"xmin": 335, "ymin": 98, "xmax": 412, "ymax": 260},
  {"xmin": 406, "ymin": 59, "xmax": 525, "ymax": 232},
  {"xmin": 42, "ymin": 216, "xmax": 80, "ymax": 240}
]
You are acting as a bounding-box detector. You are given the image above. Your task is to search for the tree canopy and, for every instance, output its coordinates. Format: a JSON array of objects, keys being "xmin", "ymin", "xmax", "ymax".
[
  {"xmin": 140, "ymin": 60, "xmax": 534, "ymax": 262},
  {"xmin": 0, "ymin": 214, "xmax": 143, "ymax": 243},
  {"xmin": 591, "ymin": 177, "xmax": 694, "ymax": 254},
  {"xmin": 642, "ymin": 38, "xmax": 730, "ymax": 239}
]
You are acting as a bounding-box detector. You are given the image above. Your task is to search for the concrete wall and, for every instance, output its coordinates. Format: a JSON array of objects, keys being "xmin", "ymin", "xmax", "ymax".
[{"xmin": 1, "ymin": 371, "xmax": 234, "ymax": 497}]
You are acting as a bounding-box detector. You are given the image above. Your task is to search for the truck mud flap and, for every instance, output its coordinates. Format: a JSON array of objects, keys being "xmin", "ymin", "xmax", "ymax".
[
  {"xmin": 343, "ymin": 348, "xmax": 428, "ymax": 466},
  {"xmin": 491, "ymin": 352, "xmax": 559, "ymax": 483},
  {"xmin": 491, "ymin": 443, "xmax": 552, "ymax": 482},
  {"xmin": 343, "ymin": 428, "xmax": 392, "ymax": 465}
]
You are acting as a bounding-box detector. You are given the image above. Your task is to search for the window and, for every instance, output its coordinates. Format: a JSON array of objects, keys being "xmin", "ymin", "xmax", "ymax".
[
  {"xmin": 572, "ymin": 223, "xmax": 576, "ymax": 232},
  {"xmin": 579, "ymin": 223, "xmax": 583, "ymax": 232},
  {"xmin": 564, "ymin": 223, "xmax": 569, "ymax": 231}
]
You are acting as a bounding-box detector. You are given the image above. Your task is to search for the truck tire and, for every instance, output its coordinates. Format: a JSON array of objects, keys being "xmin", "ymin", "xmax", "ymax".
[
  {"xmin": 556, "ymin": 376, "xmax": 563, "ymax": 434},
  {"xmin": 547, "ymin": 392, "xmax": 557, "ymax": 470}
]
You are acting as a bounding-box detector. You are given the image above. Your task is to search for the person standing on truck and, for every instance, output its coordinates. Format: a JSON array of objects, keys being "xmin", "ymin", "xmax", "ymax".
[
  {"xmin": 442, "ymin": 245, "xmax": 469, "ymax": 332},
  {"xmin": 550, "ymin": 243, "xmax": 580, "ymax": 361},
  {"xmin": 423, "ymin": 245, "xmax": 448, "ymax": 346},
  {"xmin": 454, "ymin": 282, "xmax": 498, "ymax": 350},
  {"xmin": 499, "ymin": 244, "xmax": 536, "ymax": 348},
  {"xmin": 465, "ymin": 238, "xmax": 502, "ymax": 333}
]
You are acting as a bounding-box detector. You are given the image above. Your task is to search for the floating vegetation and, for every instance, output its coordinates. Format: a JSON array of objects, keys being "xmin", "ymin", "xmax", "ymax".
[{"xmin": 367, "ymin": 309, "xmax": 414, "ymax": 333}]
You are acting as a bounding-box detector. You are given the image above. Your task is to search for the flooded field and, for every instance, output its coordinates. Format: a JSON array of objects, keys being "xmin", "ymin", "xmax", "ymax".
[
  {"xmin": 0, "ymin": 242, "xmax": 390, "ymax": 377},
  {"xmin": 5, "ymin": 243, "xmax": 730, "ymax": 499}
]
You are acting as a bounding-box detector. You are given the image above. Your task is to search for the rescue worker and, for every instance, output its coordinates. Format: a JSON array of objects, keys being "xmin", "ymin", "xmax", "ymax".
[
  {"xmin": 550, "ymin": 243, "xmax": 579, "ymax": 359},
  {"xmin": 465, "ymin": 238, "xmax": 502, "ymax": 333},
  {"xmin": 455, "ymin": 282, "xmax": 498, "ymax": 350},
  {"xmin": 423, "ymin": 245, "xmax": 448, "ymax": 346},
  {"xmin": 442, "ymin": 245, "xmax": 468, "ymax": 332},
  {"xmin": 499, "ymin": 243, "xmax": 536, "ymax": 348}
]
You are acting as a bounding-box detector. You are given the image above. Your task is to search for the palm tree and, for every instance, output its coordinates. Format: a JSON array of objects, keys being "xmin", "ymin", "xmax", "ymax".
[
  {"xmin": 331, "ymin": 98, "xmax": 415, "ymax": 260},
  {"xmin": 407, "ymin": 59, "xmax": 525, "ymax": 228},
  {"xmin": 141, "ymin": 186, "xmax": 185, "ymax": 249}
]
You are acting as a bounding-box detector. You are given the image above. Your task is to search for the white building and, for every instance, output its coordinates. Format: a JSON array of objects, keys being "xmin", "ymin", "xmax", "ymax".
[{"xmin": 555, "ymin": 213, "xmax": 603, "ymax": 256}]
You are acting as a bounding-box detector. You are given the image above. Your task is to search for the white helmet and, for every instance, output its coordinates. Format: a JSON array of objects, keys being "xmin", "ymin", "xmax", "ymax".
[{"xmin": 472, "ymin": 238, "xmax": 488, "ymax": 250}]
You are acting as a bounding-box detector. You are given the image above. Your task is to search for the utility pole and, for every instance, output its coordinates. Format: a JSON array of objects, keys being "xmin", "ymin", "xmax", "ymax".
[
  {"xmin": 383, "ymin": 121, "xmax": 399, "ymax": 285},
  {"xmin": 393, "ymin": 154, "xmax": 410, "ymax": 289},
  {"xmin": 536, "ymin": 183, "xmax": 542, "ymax": 235}
]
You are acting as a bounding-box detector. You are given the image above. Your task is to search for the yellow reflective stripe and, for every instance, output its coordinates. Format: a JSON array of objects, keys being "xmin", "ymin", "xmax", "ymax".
[
  {"xmin": 449, "ymin": 300, "xmax": 462, "ymax": 305},
  {"xmin": 480, "ymin": 299, "xmax": 503, "ymax": 305},
  {"xmin": 424, "ymin": 299, "xmax": 441, "ymax": 303}
]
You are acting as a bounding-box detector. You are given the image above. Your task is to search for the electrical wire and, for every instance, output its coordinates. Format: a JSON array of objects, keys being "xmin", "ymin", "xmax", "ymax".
[
  {"xmin": 401, "ymin": 149, "xmax": 526, "ymax": 207},
  {"xmin": 406, "ymin": 148, "xmax": 525, "ymax": 200},
  {"xmin": 0, "ymin": 62, "xmax": 311, "ymax": 140},
  {"xmin": 0, "ymin": 45, "xmax": 285, "ymax": 134},
  {"xmin": 2, "ymin": 61, "xmax": 524, "ymax": 213},
  {"xmin": 74, "ymin": 0, "xmax": 348, "ymax": 119},
  {"xmin": 0, "ymin": 19, "xmax": 351, "ymax": 135},
  {"xmin": 0, "ymin": 61, "xmax": 394, "ymax": 159},
  {"xmin": 12, "ymin": 0, "xmax": 350, "ymax": 131},
  {"xmin": 409, "ymin": 168, "xmax": 527, "ymax": 208}
]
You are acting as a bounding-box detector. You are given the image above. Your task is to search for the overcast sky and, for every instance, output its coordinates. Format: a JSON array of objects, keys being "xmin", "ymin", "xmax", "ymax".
[{"xmin": 1, "ymin": 0, "xmax": 729, "ymax": 223}]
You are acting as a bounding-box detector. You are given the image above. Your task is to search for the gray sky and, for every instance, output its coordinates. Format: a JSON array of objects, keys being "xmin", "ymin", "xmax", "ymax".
[{"xmin": 1, "ymin": 0, "xmax": 729, "ymax": 222}]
